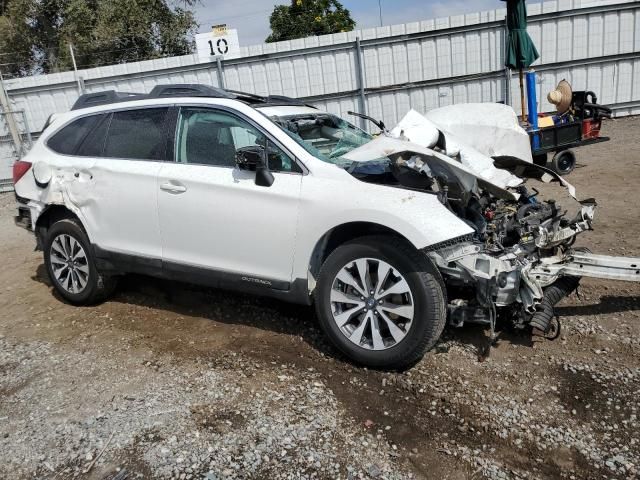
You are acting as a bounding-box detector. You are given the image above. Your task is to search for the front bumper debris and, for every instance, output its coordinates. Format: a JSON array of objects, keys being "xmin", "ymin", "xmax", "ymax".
[{"xmin": 531, "ymin": 251, "xmax": 640, "ymax": 283}]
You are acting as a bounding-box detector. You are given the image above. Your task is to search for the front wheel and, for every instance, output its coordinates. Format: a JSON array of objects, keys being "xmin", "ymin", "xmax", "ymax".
[{"xmin": 315, "ymin": 235, "xmax": 446, "ymax": 370}]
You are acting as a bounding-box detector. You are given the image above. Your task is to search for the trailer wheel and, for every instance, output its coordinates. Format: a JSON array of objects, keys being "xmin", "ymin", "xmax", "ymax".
[{"xmin": 550, "ymin": 150, "xmax": 576, "ymax": 176}]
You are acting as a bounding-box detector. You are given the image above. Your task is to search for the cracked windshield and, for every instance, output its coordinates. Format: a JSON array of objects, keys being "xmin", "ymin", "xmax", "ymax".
[{"xmin": 273, "ymin": 113, "xmax": 388, "ymax": 173}]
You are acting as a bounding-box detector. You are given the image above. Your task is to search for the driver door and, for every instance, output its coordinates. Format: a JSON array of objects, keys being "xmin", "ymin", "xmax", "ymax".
[{"xmin": 157, "ymin": 106, "xmax": 303, "ymax": 287}]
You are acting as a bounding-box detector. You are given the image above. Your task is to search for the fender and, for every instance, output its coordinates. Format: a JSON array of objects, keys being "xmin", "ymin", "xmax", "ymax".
[{"xmin": 290, "ymin": 172, "xmax": 475, "ymax": 281}]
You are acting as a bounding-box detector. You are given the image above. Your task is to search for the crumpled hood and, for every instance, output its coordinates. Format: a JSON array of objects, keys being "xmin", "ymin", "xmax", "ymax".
[
  {"xmin": 388, "ymin": 109, "xmax": 524, "ymax": 190},
  {"xmin": 342, "ymin": 106, "xmax": 578, "ymax": 200},
  {"xmin": 341, "ymin": 134, "xmax": 518, "ymax": 200},
  {"xmin": 424, "ymin": 103, "xmax": 534, "ymax": 163}
]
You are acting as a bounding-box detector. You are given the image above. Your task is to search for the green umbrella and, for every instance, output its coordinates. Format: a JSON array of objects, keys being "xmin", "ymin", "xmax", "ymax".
[{"xmin": 503, "ymin": 0, "xmax": 539, "ymax": 123}]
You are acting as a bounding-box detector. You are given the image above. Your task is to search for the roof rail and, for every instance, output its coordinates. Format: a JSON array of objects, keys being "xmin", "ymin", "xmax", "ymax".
[
  {"xmin": 149, "ymin": 84, "xmax": 234, "ymax": 99},
  {"xmin": 71, "ymin": 90, "xmax": 145, "ymax": 110},
  {"xmin": 70, "ymin": 84, "xmax": 313, "ymax": 111}
]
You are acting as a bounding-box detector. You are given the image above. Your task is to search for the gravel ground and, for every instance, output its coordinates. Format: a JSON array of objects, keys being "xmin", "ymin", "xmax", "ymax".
[{"xmin": 1, "ymin": 116, "xmax": 639, "ymax": 480}]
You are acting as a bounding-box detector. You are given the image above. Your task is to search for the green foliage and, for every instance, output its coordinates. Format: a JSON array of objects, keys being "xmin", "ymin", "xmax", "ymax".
[
  {"xmin": 266, "ymin": 0, "xmax": 355, "ymax": 43},
  {"xmin": 0, "ymin": 0, "xmax": 197, "ymax": 77}
]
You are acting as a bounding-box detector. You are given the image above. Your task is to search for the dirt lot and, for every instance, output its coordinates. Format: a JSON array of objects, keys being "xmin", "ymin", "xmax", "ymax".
[{"xmin": 1, "ymin": 116, "xmax": 639, "ymax": 480}]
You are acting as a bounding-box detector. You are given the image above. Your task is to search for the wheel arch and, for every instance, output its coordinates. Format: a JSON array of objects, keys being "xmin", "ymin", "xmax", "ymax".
[
  {"xmin": 307, "ymin": 221, "xmax": 415, "ymax": 288},
  {"xmin": 34, "ymin": 205, "xmax": 88, "ymax": 249}
]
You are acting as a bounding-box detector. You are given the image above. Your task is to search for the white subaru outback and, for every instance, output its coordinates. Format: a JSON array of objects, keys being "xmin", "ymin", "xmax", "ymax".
[{"xmin": 13, "ymin": 84, "xmax": 640, "ymax": 370}]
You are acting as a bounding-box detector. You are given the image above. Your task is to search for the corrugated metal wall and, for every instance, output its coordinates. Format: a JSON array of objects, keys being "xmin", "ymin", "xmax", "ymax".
[{"xmin": 2, "ymin": 0, "xmax": 639, "ymax": 183}]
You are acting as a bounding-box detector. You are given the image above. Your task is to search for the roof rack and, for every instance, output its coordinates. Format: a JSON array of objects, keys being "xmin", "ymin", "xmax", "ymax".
[
  {"xmin": 70, "ymin": 83, "xmax": 313, "ymax": 111},
  {"xmin": 149, "ymin": 84, "xmax": 234, "ymax": 99},
  {"xmin": 71, "ymin": 90, "xmax": 145, "ymax": 110}
]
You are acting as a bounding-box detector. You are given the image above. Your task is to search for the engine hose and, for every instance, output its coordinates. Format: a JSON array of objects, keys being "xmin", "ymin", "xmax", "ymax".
[{"xmin": 529, "ymin": 276, "xmax": 580, "ymax": 333}]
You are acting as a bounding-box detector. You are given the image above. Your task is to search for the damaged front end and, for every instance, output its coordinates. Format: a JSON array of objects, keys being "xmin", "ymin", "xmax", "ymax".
[
  {"xmin": 341, "ymin": 108, "xmax": 639, "ymax": 336},
  {"xmin": 403, "ymin": 152, "xmax": 598, "ymax": 335}
]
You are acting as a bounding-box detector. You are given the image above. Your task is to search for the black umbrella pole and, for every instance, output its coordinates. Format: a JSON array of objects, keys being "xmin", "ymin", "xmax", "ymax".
[{"xmin": 519, "ymin": 69, "xmax": 526, "ymax": 124}]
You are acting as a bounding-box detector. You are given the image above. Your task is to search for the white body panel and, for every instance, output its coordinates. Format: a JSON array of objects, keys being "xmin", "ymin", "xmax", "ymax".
[
  {"xmin": 157, "ymin": 163, "xmax": 302, "ymax": 282},
  {"xmin": 289, "ymin": 161, "xmax": 474, "ymax": 281},
  {"xmin": 15, "ymin": 140, "xmax": 162, "ymax": 259},
  {"xmin": 87, "ymin": 158, "xmax": 162, "ymax": 258},
  {"xmin": 14, "ymin": 97, "xmax": 477, "ymax": 289}
]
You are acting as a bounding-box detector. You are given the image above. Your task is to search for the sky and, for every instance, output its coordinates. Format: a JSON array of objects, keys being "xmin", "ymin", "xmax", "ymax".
[{"xmin": 192, "ymin": 0, "xmax": 504, "ymax": 46}]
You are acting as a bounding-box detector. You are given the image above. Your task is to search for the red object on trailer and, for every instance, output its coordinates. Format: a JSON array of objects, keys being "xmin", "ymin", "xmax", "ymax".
[{"xmin": 582, "ymin": 118, "xmax": 602, "ymax": 139}]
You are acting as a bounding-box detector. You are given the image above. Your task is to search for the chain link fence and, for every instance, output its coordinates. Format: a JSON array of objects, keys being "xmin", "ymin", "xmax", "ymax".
[{"xmin": 0, "ymin": 110, "xmax": 32, "ymax": 192}]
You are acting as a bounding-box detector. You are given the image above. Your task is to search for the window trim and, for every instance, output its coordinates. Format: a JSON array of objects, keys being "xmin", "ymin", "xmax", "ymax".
[
  {"xmin": 45, "ymin": 105, "xmax": 173, "ymax": 162},
  {"xmin": 172, "ymin": 104, "xmax": 308, "ymax": 175}
]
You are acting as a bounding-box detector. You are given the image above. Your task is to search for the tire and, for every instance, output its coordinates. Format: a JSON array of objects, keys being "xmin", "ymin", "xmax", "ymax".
[
  {"xmin": 315, "ymin": 235, "xmax": 446, "ymax": 370},
  {"xmin": 44, "ymin": 218, "xmax": 117, "ymax": 305},
  {"xmin": 550, "ymin": 150, "xmax": 576, "ymax": 176}
]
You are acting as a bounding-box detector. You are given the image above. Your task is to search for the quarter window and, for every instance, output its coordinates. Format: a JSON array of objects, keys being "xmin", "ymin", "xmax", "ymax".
[
  {"xmin": 176, "ymin": 108, "xmax": 300, "ymax": 172},
  {"xmin": 47, "ymin": 114, "xmax": 103, "ymax": 155},
  {"xmin": 103, "ymin": 108, "xmax": 169, "ymax": 160},
  {"xmin": 76, "ymin": 114, "xmax": 111, "ymax": 157}
]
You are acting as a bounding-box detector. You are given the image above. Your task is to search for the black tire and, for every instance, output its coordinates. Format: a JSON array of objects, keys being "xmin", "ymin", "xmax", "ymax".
[
  {"xmin": 550, "ymin": 150, "xmax": 576, "ymax": 176},
  {"xmin": 314, "ymin": 235, "xmax": 446, "ymax": 370},
  {"xmin": 44, "ymin": 218, "xmax": 117, "ymax": 305}
]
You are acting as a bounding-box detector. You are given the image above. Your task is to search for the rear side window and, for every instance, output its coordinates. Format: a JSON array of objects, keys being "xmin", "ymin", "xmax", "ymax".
[
  {"xmin": 47, "ymin": 115, "xmax": 102, "ymax": 155},
  {"xmin": 76, "ymin": 114, "xmax": 111, "ymax": 157},
  {"xmin": 103, "ymin": 108, "xmax": 168, "ymax": 160}
]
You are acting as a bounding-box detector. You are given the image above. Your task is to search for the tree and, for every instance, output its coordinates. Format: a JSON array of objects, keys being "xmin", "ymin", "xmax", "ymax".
[
  {"xmin": 266, "ymin": 0, "xmax": 355, "ymax": 43},
  {"xmin": 0, "ymin": 0, "xmax": 197, "ymax": 77}
]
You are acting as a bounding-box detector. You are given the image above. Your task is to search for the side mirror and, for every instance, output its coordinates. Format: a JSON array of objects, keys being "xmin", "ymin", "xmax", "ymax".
[{"xmin": 235, "ymin": 146, "xmax": 274, "ymax": 187}]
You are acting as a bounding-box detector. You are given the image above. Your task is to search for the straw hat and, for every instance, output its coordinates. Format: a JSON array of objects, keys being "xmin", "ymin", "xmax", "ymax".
[{"xmin": 547, "ymin": 79, "xmax": 573, "ymax": 113}]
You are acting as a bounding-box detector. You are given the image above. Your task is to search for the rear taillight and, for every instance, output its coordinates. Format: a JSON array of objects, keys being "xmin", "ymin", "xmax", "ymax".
[{"xmin": 12, "ymin": 160, "xmax": 32, "ymax": 185}]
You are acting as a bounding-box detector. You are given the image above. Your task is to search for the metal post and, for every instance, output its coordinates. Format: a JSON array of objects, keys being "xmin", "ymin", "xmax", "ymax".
[
  {"xmin": 354, "ymin": 37, "xmax": 368, "ymax": 131},
  {"xmin": 69, "ymin": 43, "xmax": 85, "ymax": 95},
  {"xmin": 378, "ymin": 0, "xmax": 383, "ymax": 27},
  {"xmin": 0, "ymin": 71, "xmax": 22, "ymax": 155},
  {"xmin": 504, "ymin": 17, "xmax": 511, "ymax": 105},
  {"xmin": 216, "ymin": 56, "xmax": 225, "ymax": 89}
]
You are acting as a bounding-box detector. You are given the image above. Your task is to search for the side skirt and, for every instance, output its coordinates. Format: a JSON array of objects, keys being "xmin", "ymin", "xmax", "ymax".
[{"xmin": 92, "ymin": 245, "xmax": 312, "ymax": 305}]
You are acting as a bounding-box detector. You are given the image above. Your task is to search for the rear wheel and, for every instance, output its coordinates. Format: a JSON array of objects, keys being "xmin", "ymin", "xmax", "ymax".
[
  {"xmin": 44, "ymin": 218, "xmax": 117, "ymax": 305},
  {"xmin": 315, "ymin": 235, "xmax": 446, "ymax": 370}
]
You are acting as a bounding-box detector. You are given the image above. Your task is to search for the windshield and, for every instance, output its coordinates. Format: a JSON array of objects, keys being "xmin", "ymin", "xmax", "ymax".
[{"xmin": 271, "ymin": 113, "xmax": 384, "ymax": 170}]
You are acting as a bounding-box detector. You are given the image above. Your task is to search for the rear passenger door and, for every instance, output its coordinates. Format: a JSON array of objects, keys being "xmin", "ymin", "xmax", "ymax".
[{"xmin": 85, "ymin": 107, "xmax": 170, "ymax": 261}]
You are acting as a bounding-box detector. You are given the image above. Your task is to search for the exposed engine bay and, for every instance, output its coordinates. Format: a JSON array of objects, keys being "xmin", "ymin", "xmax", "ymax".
[
  {"xmin": 360, "ymin": 140, "xmax": 601, "ymax": 336},
  {"xmin": 276, "ymin": 104, "xmax": 639, "ymax": 337}
]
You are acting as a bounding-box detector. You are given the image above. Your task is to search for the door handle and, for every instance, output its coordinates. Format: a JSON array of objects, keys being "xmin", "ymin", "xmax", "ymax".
[{"xmin": 160, "ymin": 182, "xmax": 187, "ymax": 194}]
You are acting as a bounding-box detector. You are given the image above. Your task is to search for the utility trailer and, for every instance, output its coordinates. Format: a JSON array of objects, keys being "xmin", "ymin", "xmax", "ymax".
[{"xmin": 528, "ymin": 91, "xmax": 612, "ymax": 176}]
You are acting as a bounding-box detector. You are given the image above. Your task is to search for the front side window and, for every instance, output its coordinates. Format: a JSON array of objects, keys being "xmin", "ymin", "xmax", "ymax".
[
  {"xmin": 47, "ymin": 114, "xmax": 104, "ymax": 155},
  {"xmin": 103, "ymin": 108, "xmax": 169, "ymax": 160},
  {"xmin": 176, "ymin": 108, "xmax": 299, "ymax": 172}
]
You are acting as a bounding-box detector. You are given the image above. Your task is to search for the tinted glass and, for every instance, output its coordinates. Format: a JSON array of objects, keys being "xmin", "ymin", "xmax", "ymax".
[
  {"xmin": 76, "ymin": 114, "xmax": 111, "ymax": 157},
  {"xmin": 176, "ymin": 108, "xmax": 299, "ymax": 172},
  {"xmin": 47, "ymin": 115, "xmax": 102, "ymax": 155},
  {"xmin": 103, "ymin": 108, "xmax": 168, "ymax": 160}
]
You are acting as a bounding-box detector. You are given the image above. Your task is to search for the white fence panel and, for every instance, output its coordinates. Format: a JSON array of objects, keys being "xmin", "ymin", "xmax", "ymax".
[{"xmin": 1, "ymin": 0, "xmax": 639, "ymax": 187}]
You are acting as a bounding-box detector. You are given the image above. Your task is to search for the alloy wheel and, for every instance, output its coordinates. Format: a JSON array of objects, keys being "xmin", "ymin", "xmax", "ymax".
[
  {"xmin": 330, "ymin": 257, "xmax": 414, "ymax": 350},
  {"xmin": 49, "ymin": 234, "xmax": 90, "ymax": 294}
]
